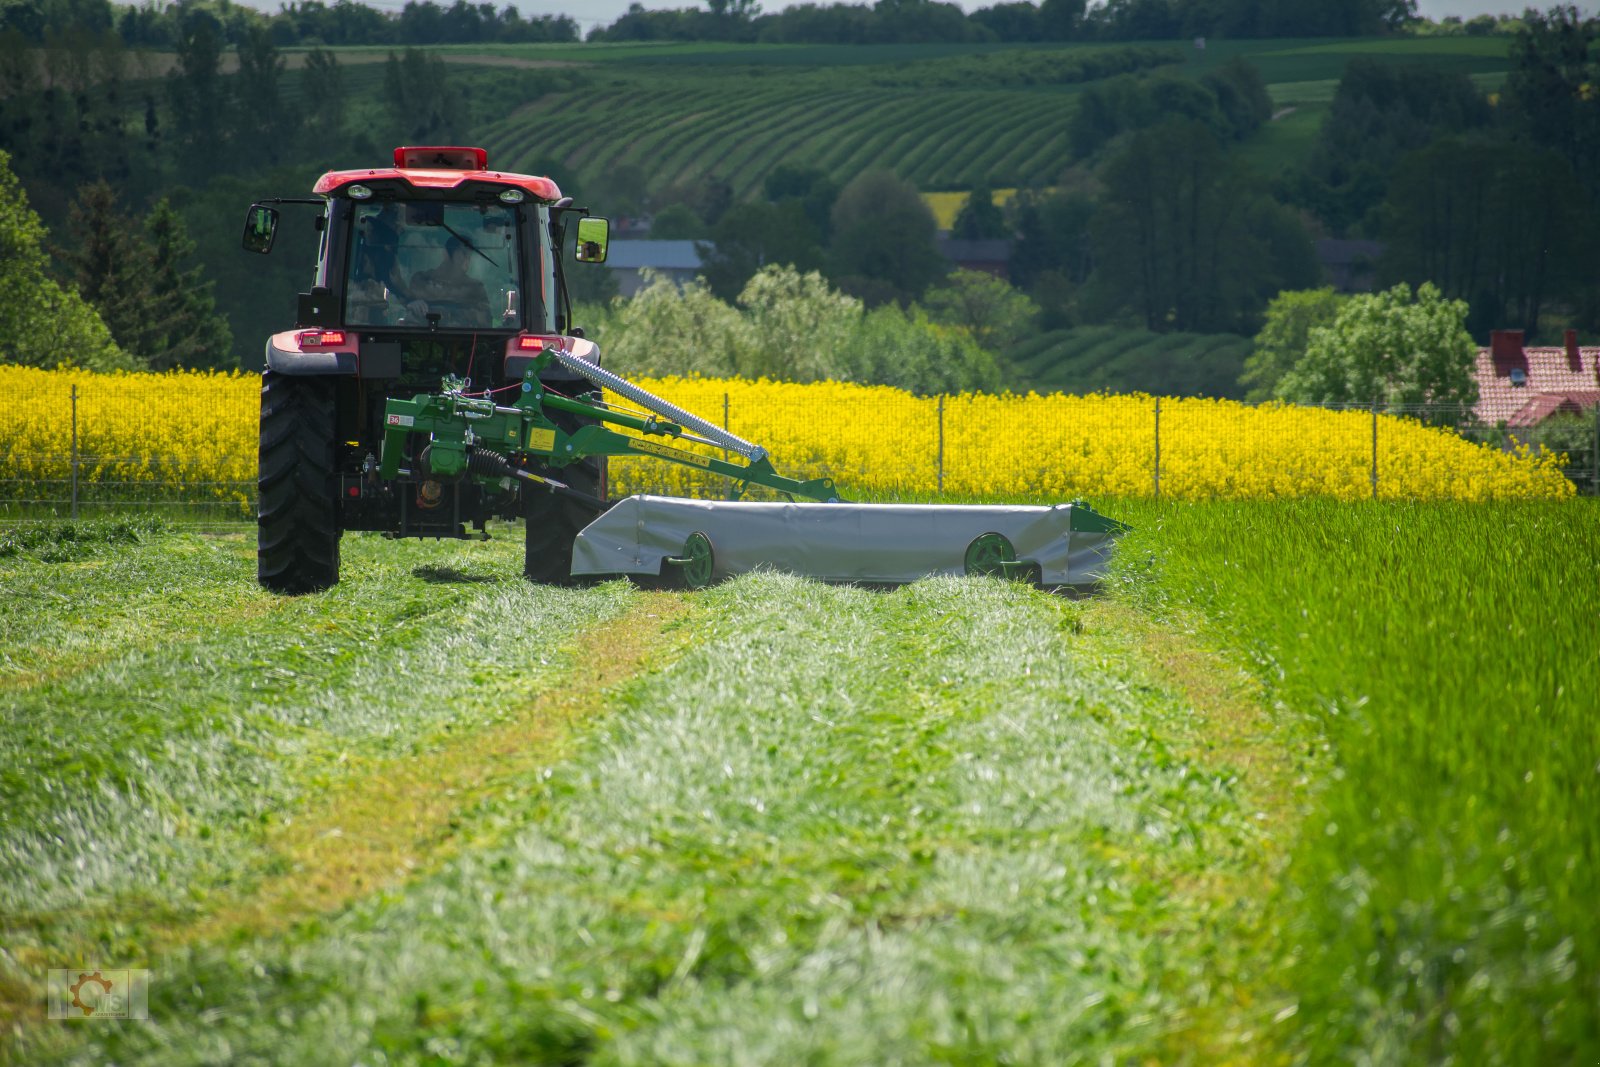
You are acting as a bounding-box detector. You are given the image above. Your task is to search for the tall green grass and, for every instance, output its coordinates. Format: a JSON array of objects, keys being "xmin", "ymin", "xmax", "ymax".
[{"xmin": 1110, "ymin": 499, "xmax": 1600, "ymax": 1061}]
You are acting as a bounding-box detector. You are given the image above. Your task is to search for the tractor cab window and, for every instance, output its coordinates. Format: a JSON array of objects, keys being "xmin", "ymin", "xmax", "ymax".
[{"xmin": 346, "ymin": 200, "xmax": 523, "ymax": 330}]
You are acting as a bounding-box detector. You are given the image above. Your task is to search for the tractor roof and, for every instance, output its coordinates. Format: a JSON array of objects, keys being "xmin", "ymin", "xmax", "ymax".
[{"xmin": 313, "ymin": 145, "xmax": 561, "ymax": 201}]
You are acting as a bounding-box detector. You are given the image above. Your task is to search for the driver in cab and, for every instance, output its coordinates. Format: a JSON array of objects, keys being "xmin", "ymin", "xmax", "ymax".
[{"xmin": 405, "ymin": 236, "xmax": 489, "ymax": 326}]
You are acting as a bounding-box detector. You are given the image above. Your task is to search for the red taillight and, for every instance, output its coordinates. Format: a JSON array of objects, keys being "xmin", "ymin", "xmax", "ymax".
[
  {"xmin": 298, "ymin": 329, "xmax": 347, "ymax": 348},
  {"xmin": 516, "ymin": 335, "xmax": 546, "ymax": 351}
]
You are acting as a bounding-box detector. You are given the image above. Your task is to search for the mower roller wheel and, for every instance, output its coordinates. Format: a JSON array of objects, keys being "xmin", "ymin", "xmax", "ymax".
[
  {"xmin": 963, "ymin": 532, "xmax": 1015, "ymax": 578},
  {"xmin": 674, "ymin": 531, "xmax": 716, "ymax": 590}
]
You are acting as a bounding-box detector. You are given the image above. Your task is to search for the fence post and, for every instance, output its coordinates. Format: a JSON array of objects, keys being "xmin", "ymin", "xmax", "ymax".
[
  {"xmin": 70, "ymin": 384, "xmax": 80, "ymax": 521},
  {"xmin": 722, "ymin": 391, "xmax": 730, "ymax": 498},
  {"xmin": 936, "ymin": 395, "xmax": 945, "ymax": 494},
  {"xmin": 1153, "ymin": 396, "xmax": 1161, "ymax": 499},
  {"xmin": 1370, "ymin": 400, "xmax": 1379, "ymax": 502}
]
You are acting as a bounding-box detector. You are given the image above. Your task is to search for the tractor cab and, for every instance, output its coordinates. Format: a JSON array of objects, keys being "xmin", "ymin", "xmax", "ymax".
[{"xmin": 242, "ymin": 145, "xmax": 608, "ymax": 384}]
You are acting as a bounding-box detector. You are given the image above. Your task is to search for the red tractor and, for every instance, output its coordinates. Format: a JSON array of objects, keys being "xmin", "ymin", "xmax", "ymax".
[{"xmin": 242, "ymin": 145, "xmax": 612, "ymax": 593}]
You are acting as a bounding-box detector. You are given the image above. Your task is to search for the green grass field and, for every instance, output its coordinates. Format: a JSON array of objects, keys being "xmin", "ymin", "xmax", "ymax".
[{"xmin": 2, "ymin": 496, "xmax": 1595, "ymax": 1063}]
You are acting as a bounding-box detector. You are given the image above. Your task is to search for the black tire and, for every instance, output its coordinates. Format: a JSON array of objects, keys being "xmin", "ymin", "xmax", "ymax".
[
  {"xmin": 523, "ymin": 457, "xmax": 602, "ymax": 584},
  {"xmin": 258, "ymin": 372, "xmax": 341, "ymax": 593}
]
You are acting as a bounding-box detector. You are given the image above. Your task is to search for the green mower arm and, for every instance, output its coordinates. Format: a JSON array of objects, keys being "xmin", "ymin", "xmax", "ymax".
[{"xmin": 379, "ymin": 370, "xmax": 840, "ymax": 503}]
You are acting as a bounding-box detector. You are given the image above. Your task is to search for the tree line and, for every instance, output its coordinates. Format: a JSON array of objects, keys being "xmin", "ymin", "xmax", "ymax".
[
  {"xmin": 2, "ymin": 0, "xmax": 577, "ymax": 50},
  {"xmin": 0, "ymin": 0, "xmax": 1431, "ymax": 53},
  {"xmin": 592, "ymin": 0, "xmax": 1417, "ymax": 45}
]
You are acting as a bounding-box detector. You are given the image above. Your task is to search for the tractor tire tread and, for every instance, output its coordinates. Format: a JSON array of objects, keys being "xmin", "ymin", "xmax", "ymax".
[{"xmin": 258, "ymin": 372, "xmax": 341, "ymax": 593}]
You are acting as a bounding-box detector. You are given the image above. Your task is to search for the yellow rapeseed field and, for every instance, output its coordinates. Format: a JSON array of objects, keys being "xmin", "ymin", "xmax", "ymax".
[
  {"xmin": 0, "ymin": 365, "xmax": 257, "ymax": 512},
  {"xmin": 605, "ymin": 378, "xmax": 1574, "ymax": 502},
  {"xmin": 0, "ymin": 367, "xmax": 1574, "ymax": 510}
]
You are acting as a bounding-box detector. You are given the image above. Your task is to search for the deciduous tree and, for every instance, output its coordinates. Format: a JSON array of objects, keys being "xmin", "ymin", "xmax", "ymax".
[
  {"xmin": 921, "ymin": 268, "xmax": 1036, "ymax": 351},
  {"xmin": 829, "ymin": 168, "xmax": 946, "ymax": 305},
  {"xmin": 1279, "ymin": 281, "xmax": 1478, "ymax": 411},
  {"xmin": 1242, "ymin": 287, "xmax": 1345, "ymax": 402},
  {"xmin": 1087, "ymin": 120, "xmax": 1315, "ymax": 333}
]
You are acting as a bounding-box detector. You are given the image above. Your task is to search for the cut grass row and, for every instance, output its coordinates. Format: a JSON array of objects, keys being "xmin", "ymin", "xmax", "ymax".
[
  {"xmin": 12, "ymin": 559, "xmax": 1294, "ymax": 1065},
  {"xmin": 0, "ymin": 525, "xmax": 637, "ymax": 975}
]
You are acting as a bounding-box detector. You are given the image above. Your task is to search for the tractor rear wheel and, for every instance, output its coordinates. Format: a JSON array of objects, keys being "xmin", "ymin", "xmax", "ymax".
[
  {"xmin": 523, "ymin": 456, "xmax": 602, "ymax": 584},
  {"xmin": 258, "ymin": 372, "xmax": 341, "ymax": 593}
]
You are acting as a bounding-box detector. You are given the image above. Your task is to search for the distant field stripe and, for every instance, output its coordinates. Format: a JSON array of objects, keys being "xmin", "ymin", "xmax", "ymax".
[
  {"xmin": 717, "ymin": 95, "xmax": 872, "ymax": 193},
  {"xmin": 721, "ymin": 93, "xmax": 884, "ymax": 194},
  {"xmin": 562, "ymin": 90, "xmax": 706, "ymax": 172},
  {"xmin": 781, "ymin": 94, "xmax": 898, "ymax": 177},
  {"xmin": 581, "ymin": 89, "xmax": 714, "ymax": 164},
  {"xmin": 613, "ymin": 91, "xmax": 762, "ymax": 171},
  {"xmin": 893, "ymin": 95, "xmax": 1006, "ymax": 180},
  {"xmin": 720, "ymin": 93, "xmax": 883, "ymax": 183},
  {"xmin": 1006, "ymin": 124, "xmax": 1073, "ymax": 187},
  {"xmin": 914, "ymin": 98, "xmax": 1043, "ymax": 186},
  {"xmin": 629, "ymin": 98, "xmax": 792, "ymax": 185},
  {"xmin": 856, "ymin": 94, "xmax": 984, "ymax": 178},
  {"xmin": 490, "ymin": 91, "xmax": 607, "ymax": 171},
  {"xmin": 1009, "ymin": 333, "xmax": 1065, "ymax": 371},
  {"xmin": 622, "ymin": 88, "xmax": 779, "ymax": 170},
  {"xmin": 821, "ymin": 95, "xmax": 952, "ymax": 179},
  {"xmin": 481, "ymin": 111, "xmax": 564, "ymax": 167},
  {"xmin": 928, "ymin": 95, "xmax": 1062, "ymax": 183},
  {"xmin": 636, "ymin": 93, "xmax": 797, "ymax": 179},
  {"xmin": 973, "ymin": 105, "xmax": 1069, "ymax": 186},
  {"xmin": 809, "ymin": 95, "xmax": 931, "ymax": 173}
]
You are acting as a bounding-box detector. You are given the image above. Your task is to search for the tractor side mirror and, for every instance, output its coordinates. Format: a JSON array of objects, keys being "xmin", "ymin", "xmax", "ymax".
[
  {"xmin": 574, "ymin": 216, "xmax": 609, "ymax": 264},
  {"xmin": 242, "ymin": 205, "xmax": 279, "ymax": 254}
]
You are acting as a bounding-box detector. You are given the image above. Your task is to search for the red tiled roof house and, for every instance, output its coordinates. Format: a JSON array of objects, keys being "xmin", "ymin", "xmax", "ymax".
[{"xmin": 1473, "ymin": 330, "xmax": 1600, "ymax": 427}]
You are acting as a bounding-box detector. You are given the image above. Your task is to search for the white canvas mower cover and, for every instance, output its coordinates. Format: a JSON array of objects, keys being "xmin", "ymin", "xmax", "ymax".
[{"xmin": 572, "ymin": 496, "xmax": 1123, "ymax": 588}]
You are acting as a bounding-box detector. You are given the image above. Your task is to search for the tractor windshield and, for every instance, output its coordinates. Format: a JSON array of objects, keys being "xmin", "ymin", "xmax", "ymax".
[{"xmin": 346, "ymin": 200, "xmax": 524, "ymax": 330}]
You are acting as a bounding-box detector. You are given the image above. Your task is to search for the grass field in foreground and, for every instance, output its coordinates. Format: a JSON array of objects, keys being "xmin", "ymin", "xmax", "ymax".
[
  {"xmin": 3, "ymin": 497, "xmax": 1596, "ymax": 1063},
  {"xmin": 1110, "ymin": 498, "xmax": 1600, "ymax": 1061}
]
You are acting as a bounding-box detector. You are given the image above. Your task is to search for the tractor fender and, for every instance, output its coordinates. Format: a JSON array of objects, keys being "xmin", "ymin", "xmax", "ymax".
[{"xmin": 262, "ymin": 330, "xmax": 359, "ymax": 375}]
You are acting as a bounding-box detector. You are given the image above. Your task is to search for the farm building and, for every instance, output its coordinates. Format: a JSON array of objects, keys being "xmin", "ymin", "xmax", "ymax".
[
  {"xmin": 937, "ymin": 237, "xmax": 1013, "ymax": 278},
  {"xmin": 603, "ymin": 240, "xmax": 704, "ymax": 297},
  {"xmin": 1474, "ymin": 330, "xmax": 1600, "ymax": 427}
]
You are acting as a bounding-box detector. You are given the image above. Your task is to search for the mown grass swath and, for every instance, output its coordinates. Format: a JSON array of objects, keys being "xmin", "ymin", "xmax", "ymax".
[
  {"xmin": 0, "ymin": 526, "xmax": 634, "ymax": 929},
  {"xmin": 40, "ymin": 574, "xmax": 1275, "ymax": 1065},
  {"xmin": 1110, "ymin": 498, "xmax": 1600, "ymax": 1060}
]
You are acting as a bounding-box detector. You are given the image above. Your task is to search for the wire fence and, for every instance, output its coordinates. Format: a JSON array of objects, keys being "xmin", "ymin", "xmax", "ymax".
[{"xmin": 1, "ymin": 382, "xmax": 1594, "ymax": 524}]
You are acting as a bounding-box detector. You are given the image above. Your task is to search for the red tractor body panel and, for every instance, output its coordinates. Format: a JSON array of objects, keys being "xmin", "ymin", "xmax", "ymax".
[
  {"xmin": 313, "ymin": 168, "xmax": 562, "ymax": 200},
  {"xmin": 313, "ymin": 146, "xmax": 561, "ymax": 201}
]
